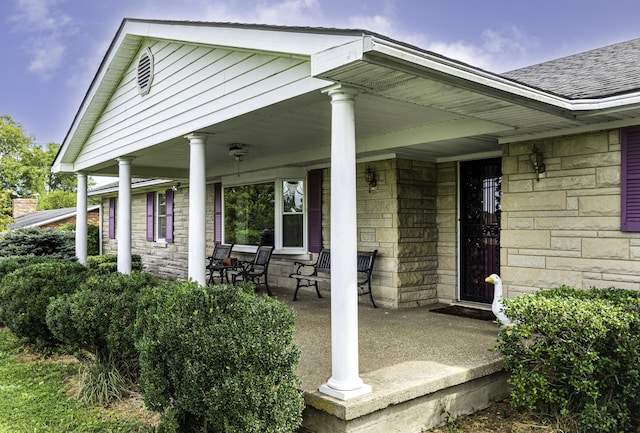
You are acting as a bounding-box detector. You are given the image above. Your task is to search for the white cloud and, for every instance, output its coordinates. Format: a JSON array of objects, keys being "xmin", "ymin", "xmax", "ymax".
[
  {"xmin": 9, "ymin": 0, "xmax": 74, "ymax": 80},
  {"xmin": 425, "ymin": 26, "xmax": 538, "ymax": 73},
  {"xmin": 27, "ymin": 37, "xmax": 65, "ymax": 77}
]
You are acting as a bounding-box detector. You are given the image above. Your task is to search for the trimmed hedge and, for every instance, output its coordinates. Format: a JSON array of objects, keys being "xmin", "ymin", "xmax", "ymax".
[
  {"xmin": 47, "ymin": 271, "xmax": 160, "ymax": 404},
  {"xmin": 0, "ymin": 261, "xmax": 88, "ymax": 348},
  {"xmin": 497, "ymin": 287, "xmax": 640, "ymax": 432},
  {"xmin": 137, "ymin": 281, "xmax": 304, "ymax": 433},
  {"xmin": 86, "ymin": 254, "xmax": 143, "ymax": 274}
]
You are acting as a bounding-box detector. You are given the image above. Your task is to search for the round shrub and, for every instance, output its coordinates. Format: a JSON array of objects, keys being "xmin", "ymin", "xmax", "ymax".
[
  {"xmin": 0, "ymin": 260, "xmax": 88, "ymax": 348},
  {"xmin": 497, "ymin": 287, "xmax": 640, "ymax": 432},
  {"xmin": 86, "ymin": 254, "xmax": 144, "ymax": 274},
  {"xmin": 47, "ymin": 271, "xmax": 160, "ymax": 404},
  {"xmin": 0, "ymin": 255, "xmax": 59, "ymax": 282},
  {"xmin": 137, "ymin": 281, "xmax": 303, "ymax": 433}
]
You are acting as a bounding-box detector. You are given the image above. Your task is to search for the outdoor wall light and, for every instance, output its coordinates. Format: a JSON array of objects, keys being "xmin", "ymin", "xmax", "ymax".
[
  {"xmin": 530, "ymin": 146, "xmax": 545, "ymax": 181},
  {"xmin": 364, "ymin": 166, "xmax": 377, "ymax": 192},
  {"xmin": 171, "ymin": 183, "xmax": 181, "ymax": 192}
]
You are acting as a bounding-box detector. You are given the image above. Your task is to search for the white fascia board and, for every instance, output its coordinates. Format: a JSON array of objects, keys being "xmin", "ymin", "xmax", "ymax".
[
  {"xmin": 313, "ymin": 35, "xmax": 640, "ymax": 114},
  {"xmin": 51, "ymin": 162, "xmax": 76, "ymax": 173},
  {"xmin": 124, "ymin": 20, "xmax": 361, "ymax": 57}
]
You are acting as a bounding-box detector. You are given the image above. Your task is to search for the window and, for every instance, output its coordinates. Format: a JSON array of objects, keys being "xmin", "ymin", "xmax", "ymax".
[
  {"xmin": 146, "ymin": 189, "xmax": 174, "ymax": 242},
  {"xmin": 282, "ymin": 181, "xmax": 304, "ymax": 247},
  {"xmin": 224, "ymin": 182, "xmax": 276, "ymax": 246},
  {"xmin": 223, "ymin": 179, "xmax": 305, "ymax": 250},
  {"xmin": 156, "ymin": 192, "xmax": 167, "ymax": 242}
]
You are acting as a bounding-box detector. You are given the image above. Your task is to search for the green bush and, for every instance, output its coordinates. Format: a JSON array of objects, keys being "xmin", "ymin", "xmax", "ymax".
[
  {"xmin": 0, "ymin": 227, "xmax": 76, "ymax": 260},
  {"xmin": 59, "ymin": 223, "xmax": 100, "ymax": 256},
  {"xmin": 0, "ymin": 261, "xmax": 88, "ymax": 349},
  {"xmin": 137, "ymin": 281, "xmax": 303, "ymax": 433},
  {"xmin": 47, "ymin": 272, "xmax": 160, "ymax": 404},
  {"xmin": 86, "ymin": 254, "xmax": 143, "ymax": 274},
  {"xmin": 0, "ymin": 255, "xmax": 59, "ymax": 282},
  {"xmin": 497, "ymin": 287, "xmax": 640, "ymax": 432}
]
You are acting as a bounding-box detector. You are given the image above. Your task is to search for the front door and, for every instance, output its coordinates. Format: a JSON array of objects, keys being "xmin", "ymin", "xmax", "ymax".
[{"xmin": 460, "ymin": 158, "xmax": 501, "ymax": 303}]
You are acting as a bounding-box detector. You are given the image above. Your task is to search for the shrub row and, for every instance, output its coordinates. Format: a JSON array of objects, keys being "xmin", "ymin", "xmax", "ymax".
[
  {"xmin": 497, "ymin": 286, "xmax": 640, "ymax": 433},
  {"xmin": 0, "ymin": 256, "xmax": 303, "ymax": 432}
]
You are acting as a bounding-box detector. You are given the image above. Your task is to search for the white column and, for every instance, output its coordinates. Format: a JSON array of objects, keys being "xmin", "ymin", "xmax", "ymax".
[
  {"xmin": 319, "ymin": 86, "xmax": 372, "ymax": 400},
  {"xmin": 117, "ymin": 157, "xmax": 133, "ymax": 274},
  {"xmin": 185, "ymin": 133, "xmax": 207, "ymax": 286},
  {"xmin": 75, "ymin": 173, "xmax": 88, "ymax": 265}
]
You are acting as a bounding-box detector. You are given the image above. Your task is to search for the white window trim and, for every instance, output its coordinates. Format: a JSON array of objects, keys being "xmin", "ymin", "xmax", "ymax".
[{"xmin": 221, "ymin": 176, "xmax": 307, "ymax": 255}]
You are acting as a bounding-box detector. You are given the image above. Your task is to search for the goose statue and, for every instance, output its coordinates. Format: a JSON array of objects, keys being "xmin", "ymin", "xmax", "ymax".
[{"xmin": 485, "ymin": 274, "xmax": 515, "ymax": 327}]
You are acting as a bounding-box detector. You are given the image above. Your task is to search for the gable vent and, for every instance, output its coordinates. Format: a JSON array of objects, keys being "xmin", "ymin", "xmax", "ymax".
[{"xmin": 137, "ymin": 47, "xmax": 154, "ymax": 96}]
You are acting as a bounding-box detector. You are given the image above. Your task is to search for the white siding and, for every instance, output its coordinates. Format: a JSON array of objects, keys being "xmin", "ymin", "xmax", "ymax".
[{"xmin": 74, "ymin": 40, "xmax": 314, "ymax": 167}]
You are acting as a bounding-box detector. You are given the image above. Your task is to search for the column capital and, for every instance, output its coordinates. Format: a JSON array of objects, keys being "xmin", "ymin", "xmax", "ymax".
[
  {"xmin": 322, "ymin": 84, "xmax": 359, "ymax": 99},
  {"xmin": 116, "ymin": 156, "xmax": 134, "ymax": 164},
  {"xmin": 185, "ymin": 132, "xmax": 213, "ymax": 144}
]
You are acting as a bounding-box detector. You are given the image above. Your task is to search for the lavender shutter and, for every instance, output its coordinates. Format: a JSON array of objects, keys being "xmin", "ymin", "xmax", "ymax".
[
  {"xmin": 214, "ymin": 183, "xmax": 222, "ymax": 244},
  {"xmin": 146, "ymin": 192, "xmax": 155, "ymax": 241},
  {"xmin": 165, "ymin": 189, "xmax": 174, "ymax": 243},
  {"xmin": 622, "ymin": 127, "xmax": 640, "ymax": 231},
  {"xmin": 307, "ymin": 169, "xmax": 322, "ymax": 253},
  {"xmin": 108, "ymin": 197, "xmax": 116, "ymax": 239}
]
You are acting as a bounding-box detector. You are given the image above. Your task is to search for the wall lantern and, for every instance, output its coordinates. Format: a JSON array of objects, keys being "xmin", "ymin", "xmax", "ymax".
[
  {"xmin": 364, "ymin": 166, "xmax": 377, "ymax": 192},
  {"xmin": 530, "ymin": 146, "xmax": 545, "ymax": 181}
]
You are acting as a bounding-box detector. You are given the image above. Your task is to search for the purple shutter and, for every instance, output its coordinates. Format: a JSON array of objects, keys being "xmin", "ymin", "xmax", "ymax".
[
  {"xmin": 108, "ymin": 197, "xmax": 116, "ymax": 239},
  {"xmin": 214, "ymin": 183, "xmax": 222, "ymax": 244},
  {"xmin": 622, "ymin": 127, "xmax": 640, "ymax": 231},
  {"xmin": 165, "ymin": 189, "xmax": 174, "ymax": 243},
  {"xmin": 307, "ymin": 169, "xmax": 322, "ymax": 253},
  {"xmin": 146, "ymin": 192, "xmax": 155, "ymax": 241}
]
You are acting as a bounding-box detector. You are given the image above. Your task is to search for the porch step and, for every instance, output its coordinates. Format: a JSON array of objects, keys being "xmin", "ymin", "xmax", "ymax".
[{"xmin": 301, "ymin": 359, "xmax": 508, "ymax": 433}]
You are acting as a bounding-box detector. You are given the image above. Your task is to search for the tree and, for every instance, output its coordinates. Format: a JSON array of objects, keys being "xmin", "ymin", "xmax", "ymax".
[{"xmin": 0, "ymin": 116, "xmax": 78, "ymax": 229}]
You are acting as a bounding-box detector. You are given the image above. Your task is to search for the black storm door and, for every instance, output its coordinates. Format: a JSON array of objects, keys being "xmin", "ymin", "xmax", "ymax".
[{"xmin": 460, "ymin": 158, "xmax": 501, "ymax": 303}]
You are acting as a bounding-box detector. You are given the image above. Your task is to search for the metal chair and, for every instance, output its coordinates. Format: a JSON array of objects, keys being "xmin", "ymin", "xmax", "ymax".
[
  {"xmin": 230, "ymin": 245, "xmax": 275, "ymax": 295},
  {"xmin": 206, "ymin": 243, "xmax": 234, "ymax": 284}
]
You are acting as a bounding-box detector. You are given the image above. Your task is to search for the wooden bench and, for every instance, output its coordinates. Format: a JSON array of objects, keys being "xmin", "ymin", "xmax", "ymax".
[{"xmin": 289, "ymin": 249, "xmax": 378, "ymax": 307}]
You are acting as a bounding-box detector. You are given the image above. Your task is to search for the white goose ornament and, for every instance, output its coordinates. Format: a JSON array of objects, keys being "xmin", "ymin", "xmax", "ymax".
[{"xmin": 485, "ymin": 274, "xmax": 515, "ymax": 327}]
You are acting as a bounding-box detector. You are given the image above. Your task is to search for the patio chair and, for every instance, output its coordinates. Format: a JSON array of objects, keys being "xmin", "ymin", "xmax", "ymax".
[
  {"xmin": 230, "ymin": 245, "xmax": 275, "ymax": 295},
  {"xmin": 206, "ymin": 243, "xmax": 234, "ymax": 284}
]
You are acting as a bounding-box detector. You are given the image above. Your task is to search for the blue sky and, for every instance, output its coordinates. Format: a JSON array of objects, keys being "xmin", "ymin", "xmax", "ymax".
[{"xmin": 2, "ymin": 0, "xmax": 640, "ymax": 147}]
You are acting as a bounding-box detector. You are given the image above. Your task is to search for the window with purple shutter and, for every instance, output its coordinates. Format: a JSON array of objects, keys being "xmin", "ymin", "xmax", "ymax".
[
  {"xmin": 108, "ymin": 197, "xmax": 116, "ymax": 239},
  {"xmin": 165, "ymin": 189, "xmax": 174, "ymax": 243},
  {"xmin": 622, "ymin": 127, "xmax": 640, "ymax": 231},
  {"xmin": 146, "ymin": 192, "xmax": 155, "ymax": 241},
  {"xmin": 307, "ymin": 169, "xmax": 322, "ymax": 252},
  {"xmin": 214, "ymin": 183, "xmax": 222, "ymax": 244}
]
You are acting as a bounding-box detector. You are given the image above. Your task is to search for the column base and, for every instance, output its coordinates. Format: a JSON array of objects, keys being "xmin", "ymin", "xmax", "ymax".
[{"xmin": 319, "ymin": 382, "xmax": 372, "ymax": 400}]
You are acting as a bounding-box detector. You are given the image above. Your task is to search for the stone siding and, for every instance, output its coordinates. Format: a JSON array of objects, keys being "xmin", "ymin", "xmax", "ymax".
[
  {"xmin": 101, "ymin": 186, "xmax": 215, "ymax": 280},
  {"xmin": 435, "ymin": 162, "xmax": 458, "ymax": 303},
  {"xmin": 501, "ymin": 129, "xmax": 640, "ymax": 296}
]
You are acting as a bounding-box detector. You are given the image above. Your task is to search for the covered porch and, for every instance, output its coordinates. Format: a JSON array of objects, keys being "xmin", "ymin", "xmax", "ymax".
[{"xmin": 270, "ymin": 285, "xmax": 507, "ymax": 433}]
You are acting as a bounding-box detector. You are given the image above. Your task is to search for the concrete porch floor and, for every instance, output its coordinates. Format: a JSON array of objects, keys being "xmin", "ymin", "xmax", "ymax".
[{"xmin": 267, "ymin": 286, "xmax": 510, "ymax": 433}]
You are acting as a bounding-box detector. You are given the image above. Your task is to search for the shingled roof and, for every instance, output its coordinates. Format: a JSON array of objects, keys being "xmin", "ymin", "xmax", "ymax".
[
  {"xmin": 502, "ymin": 38, "xmax": 640, "ymax": 99},
  {"xmin": 8, "ymin": 205, "xmax": 100, "ymax": 231}
]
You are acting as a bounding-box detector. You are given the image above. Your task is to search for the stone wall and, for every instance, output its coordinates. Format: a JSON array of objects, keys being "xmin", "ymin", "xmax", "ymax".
[
  {"xmin": 12, "ymin": 198, "xmax": 37, "ymax": 218},
  {"xmin": 99, "ymin": 159, "xmax": 440, "ymax": 308},
  {"xmin": 501, "ymin": 129, "xmax": 640, "ymax": 297},
  {"xmin": 101, "ymin": 185, "xmax": 215, "ymax": 280},
  {"xmin": 435, "ymin": 162, "xmax": 458, "ymax": 303}
]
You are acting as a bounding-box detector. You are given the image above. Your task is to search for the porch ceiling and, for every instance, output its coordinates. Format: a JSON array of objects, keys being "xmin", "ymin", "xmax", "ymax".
[{"xmin": 85, "ymin": 37, "xmax": 639, "ymax": 182}]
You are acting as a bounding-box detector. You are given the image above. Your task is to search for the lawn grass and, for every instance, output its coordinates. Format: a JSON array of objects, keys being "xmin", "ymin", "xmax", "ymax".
[{"xmin": 0, "ymin": 328, "xmax": 153, "ymax": 433}]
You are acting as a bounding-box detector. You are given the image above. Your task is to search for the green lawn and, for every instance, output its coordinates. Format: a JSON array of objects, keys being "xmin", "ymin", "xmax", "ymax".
[{"xmin": 0, "ymin": 328, "xmax": 153, "ymax": 433}]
